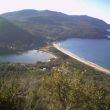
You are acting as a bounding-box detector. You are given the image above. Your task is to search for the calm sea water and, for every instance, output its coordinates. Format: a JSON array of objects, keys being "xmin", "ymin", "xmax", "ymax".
[
  {"xmin": 59, "ymin": 38, "xmax": 110, "ymax": 70},
  {"xmin": 0, "ymin": 50, "xmax": 53, "ymax": 64}
]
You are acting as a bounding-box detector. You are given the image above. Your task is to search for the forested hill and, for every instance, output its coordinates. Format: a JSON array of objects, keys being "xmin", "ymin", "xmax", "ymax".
[
  {"xmin": 2, "ymin": 9, "xmax": 110, "ymax": 41},
  {"xmin": 0, "ymin": 17, "xmax": 45, "ymax": 52}
]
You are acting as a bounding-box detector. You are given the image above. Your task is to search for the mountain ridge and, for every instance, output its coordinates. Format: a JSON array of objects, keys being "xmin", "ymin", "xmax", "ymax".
[
  {"xmin": 2, "ymin": 9, "xmax": 109, "ymax": 40},
  {"xmin": 0, "ymin": 9, "xmax": 110, "ymax": 51}
]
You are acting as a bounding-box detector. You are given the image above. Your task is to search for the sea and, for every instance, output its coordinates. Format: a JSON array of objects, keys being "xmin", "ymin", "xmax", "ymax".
[{"xmin": 59, "ymin": 38, "xmax": 110, "ymax": 70}]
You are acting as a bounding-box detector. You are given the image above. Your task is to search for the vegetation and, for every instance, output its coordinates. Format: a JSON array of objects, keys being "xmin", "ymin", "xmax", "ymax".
[
  {"xmin": 2, "ymin": 9, "xmax": 110, "ymax": 42},
  {"xmin": 0, "ymin": 9, "xmax": 110, "ymax": 110},
  {"xmin": 0, "ymin": 9, "xmax": 110, "ymax": 52},
  {"xmin": 0, "ymin": 57, "xmax": 110, "ymax": 110},
  {"xmin": 0, "ymin": 17, "xmax": 45, "ymax": 53}
]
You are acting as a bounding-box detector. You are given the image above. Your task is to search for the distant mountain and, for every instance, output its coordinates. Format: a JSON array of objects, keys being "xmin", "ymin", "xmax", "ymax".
[
  {"xmin": 2, "ymin": 9, "xmax": 110, "ymax": 41},
  {"xmin": 0, "ymin": 9, "xmax": 110, "ymax": 52},
  {"xmin": 0, "ymin": 17, "xmax": 45, "ymax": 52}
]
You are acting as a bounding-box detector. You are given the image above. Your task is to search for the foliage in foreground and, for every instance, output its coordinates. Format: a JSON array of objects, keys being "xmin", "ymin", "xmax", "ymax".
[
  {"xmin": 0, "ymin": 64, "xmax": 110, "ymax": 110},
  {"xmin": 43, "ymin": 71, "xmax": 110, "ymax": 110}
]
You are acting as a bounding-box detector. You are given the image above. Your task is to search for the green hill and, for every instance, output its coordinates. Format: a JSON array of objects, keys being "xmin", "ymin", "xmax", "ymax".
[
  {"xmin": 2, "ymin": 9, "xmax": 110, "ymax": 41},
  {"xmin": 0, "ymin": 9, "xmax": 110, "ymax": 52},
  {"xmin": 0, "ymin": 17, "xmax": 45, "ymax": 52}
]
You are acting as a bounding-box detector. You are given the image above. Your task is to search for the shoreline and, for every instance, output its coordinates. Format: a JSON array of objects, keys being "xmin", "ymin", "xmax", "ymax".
[
  {"xmin": 0, "ymin": 49, "xmax": 56, "ymax": 64},
  {"xmin": 36, "ymin": 46, "xmax": 57, "ymax": 59},
  {"xmin": 53, "ymin": 43, "xmax": 110, "ymax": 75}
]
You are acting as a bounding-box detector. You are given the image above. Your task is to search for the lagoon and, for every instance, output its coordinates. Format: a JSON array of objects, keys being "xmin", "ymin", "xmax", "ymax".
[{"xmin": 0, "ymin": 50, "xmax": 54, "ymax": 64}]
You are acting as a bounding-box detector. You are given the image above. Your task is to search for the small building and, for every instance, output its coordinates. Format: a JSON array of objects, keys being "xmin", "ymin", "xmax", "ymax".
[{"xmin": 40, "ymin": 68, "xmax": 47, "ymax": 71}]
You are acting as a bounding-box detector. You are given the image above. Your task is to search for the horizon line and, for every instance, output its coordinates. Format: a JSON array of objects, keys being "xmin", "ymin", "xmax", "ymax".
[{"xmin": 0, "ymin": 8, "xmax": 109, "ymax": 24}]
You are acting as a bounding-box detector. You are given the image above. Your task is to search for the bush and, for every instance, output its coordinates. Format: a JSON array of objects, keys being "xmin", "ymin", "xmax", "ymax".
[{"xmin": 43, "ymin": 71, "xmax": 110, "ymax": 110}]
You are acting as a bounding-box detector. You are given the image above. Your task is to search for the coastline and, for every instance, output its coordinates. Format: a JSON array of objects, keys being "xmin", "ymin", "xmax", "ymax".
[
  {"xmin": 53, "ymin": 43, "xmax": 110, "ymax": 74},
  {"xmin": 36, "ymin": 46, "xmax": 57, "ymax": 59}
]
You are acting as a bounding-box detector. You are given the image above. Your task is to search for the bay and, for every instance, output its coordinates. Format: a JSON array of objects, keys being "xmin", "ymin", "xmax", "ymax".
[{"xmin": 59, "ymin": 38, "xmax": 110, "ymax": 70}]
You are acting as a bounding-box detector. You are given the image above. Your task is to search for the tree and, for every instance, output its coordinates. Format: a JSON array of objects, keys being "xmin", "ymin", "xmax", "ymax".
[{"xmin": 43, "ymin": 70, "xmax": 110, "ymax": 110}]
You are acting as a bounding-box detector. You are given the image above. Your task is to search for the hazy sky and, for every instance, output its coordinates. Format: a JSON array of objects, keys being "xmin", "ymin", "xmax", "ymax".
[{"xmin": 0, "ymin": 0, "xmax": 110, "ymax": 23}]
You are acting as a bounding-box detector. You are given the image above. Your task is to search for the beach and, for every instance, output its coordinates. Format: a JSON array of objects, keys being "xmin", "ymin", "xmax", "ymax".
[{"xmin": 53, "ymin": 43, "xmax": 110, "ymax": 74}]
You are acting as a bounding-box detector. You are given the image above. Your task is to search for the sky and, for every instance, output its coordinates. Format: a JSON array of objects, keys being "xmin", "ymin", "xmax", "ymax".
[{"xmin": 0, "ymin": 0, "xmax": 110, "ymax": 23}]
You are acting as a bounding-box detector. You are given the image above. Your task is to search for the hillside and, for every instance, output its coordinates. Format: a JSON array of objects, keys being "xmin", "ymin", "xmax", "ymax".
[
  {"xmin": 0, "ymin": 17, "xmax": 45, "ymax": 52},
  {"xmin": 2, "ymin": 9, "xmax": 110, "ymax": 41},
  {"xmin": 0, "ymin": 58, "xmax": 110, "ymax": 110},
  {"xmin": 0, "ymin": 10, "xmax": 110, "ymax": 110}
]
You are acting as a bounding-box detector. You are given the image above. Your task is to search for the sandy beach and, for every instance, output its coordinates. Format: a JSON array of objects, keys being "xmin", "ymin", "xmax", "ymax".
[{"xmin": 53, "ymin": 43, "xmax": 110, "ymax": 74}]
